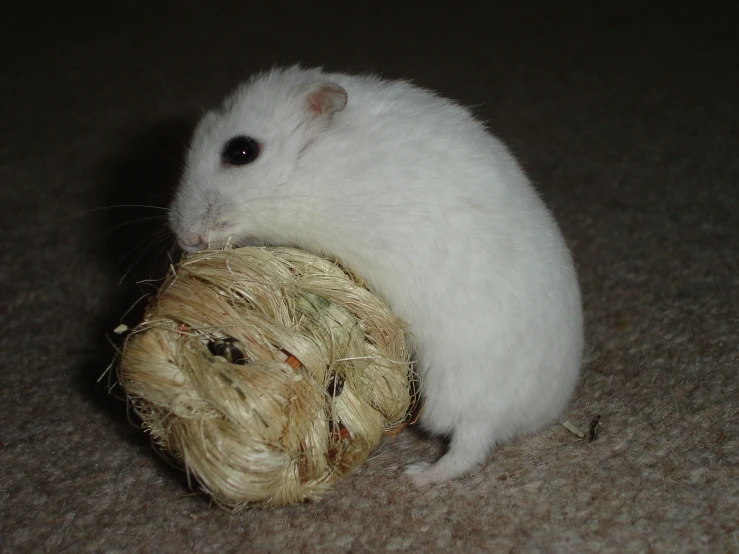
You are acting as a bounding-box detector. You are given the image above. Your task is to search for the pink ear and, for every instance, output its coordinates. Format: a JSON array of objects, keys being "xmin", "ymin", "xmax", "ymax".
[{"xmin": 306, "ymin": 83, "xmax": 347, "ymax": 118}]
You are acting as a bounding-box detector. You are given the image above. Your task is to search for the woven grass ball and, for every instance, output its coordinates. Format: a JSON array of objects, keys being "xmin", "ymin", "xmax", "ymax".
[{"xmin": 116, "ymin": 246, "xmax": 418, "ymax": 508}]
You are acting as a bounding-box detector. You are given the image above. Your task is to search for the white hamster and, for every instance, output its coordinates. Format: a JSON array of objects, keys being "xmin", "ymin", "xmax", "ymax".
[{"xmin": 169, "ymin": 65, "xmax": 584, "ymax": 487}]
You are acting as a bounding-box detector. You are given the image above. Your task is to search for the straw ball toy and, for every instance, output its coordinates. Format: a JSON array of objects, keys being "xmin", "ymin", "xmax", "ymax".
[{"xmin": 115, "ymin": 246, "xmax": 420, "ymax": 509}]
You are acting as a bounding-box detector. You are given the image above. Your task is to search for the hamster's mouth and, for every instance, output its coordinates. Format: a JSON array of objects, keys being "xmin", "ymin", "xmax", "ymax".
[
  {"xmin": 177, "ymin": 234, "xmax": 274, "ymax": 254},
  {"xmin": 176, "ymin": 234, "xmax": 229, "ymax": 253},
  {"xmin": 177, "ymin": 241, "xmax": 207, "ymax": 254}
]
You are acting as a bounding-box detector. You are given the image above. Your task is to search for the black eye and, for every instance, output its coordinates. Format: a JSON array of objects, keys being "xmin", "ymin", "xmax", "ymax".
[{"xmin": 221, "ymin": 136, "xmax": 260, "ymax": 166}]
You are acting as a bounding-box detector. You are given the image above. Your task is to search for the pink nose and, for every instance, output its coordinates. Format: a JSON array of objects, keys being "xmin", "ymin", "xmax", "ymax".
[{"xmin": 179, "ymin": 232, "xmax": 206, "ymax": 252}]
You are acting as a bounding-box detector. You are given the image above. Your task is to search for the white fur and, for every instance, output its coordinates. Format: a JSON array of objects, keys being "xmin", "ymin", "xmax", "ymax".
[{"xmin": 169, "ymin": 65, "xmax": 584, "ymax": 486}]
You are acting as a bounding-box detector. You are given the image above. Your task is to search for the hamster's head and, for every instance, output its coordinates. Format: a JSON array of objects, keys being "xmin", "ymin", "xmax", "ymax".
[{"xmin": 169, "ymin": 66, "xmax": 347, "ymax": 252}]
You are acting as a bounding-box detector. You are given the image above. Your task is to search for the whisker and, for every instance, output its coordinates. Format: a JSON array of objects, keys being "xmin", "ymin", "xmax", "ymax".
[
  {"xmin": 117, "ymin": 236, "xmax": 172, "ymax": 287},
  {"xmin": 156, "ymin": 71, "xmax": 173, "ymax": 99},
  {"xmin": 142, "ymin": 234, "xmax": 179, "ymax": 284},
  {"xmin": 104, "ymin": 215, "xmax": 169, "ymax": 235},
  {"xmin": 62, "ymin": 204, "xmax": 168, "ymax": 222},
  {"xmin": 115, "ymin": 226, "xmax": 172, "ymax": 276}
]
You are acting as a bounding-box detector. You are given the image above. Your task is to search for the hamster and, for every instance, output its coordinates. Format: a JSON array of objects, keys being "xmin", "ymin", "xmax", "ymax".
[{"xmin": 168, "ymin": 65, "xmax": 584, "ymax": 487}]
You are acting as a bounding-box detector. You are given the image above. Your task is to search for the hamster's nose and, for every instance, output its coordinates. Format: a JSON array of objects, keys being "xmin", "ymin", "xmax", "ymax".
[{"xmin": 179, "ymin": 232, "xmax": 207, "ymax": 253}]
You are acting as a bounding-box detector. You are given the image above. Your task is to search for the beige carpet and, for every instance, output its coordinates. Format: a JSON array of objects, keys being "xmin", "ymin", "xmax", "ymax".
[{"xmin": 1, "ymin": 3, "xmax": 737, "ymax": 552}]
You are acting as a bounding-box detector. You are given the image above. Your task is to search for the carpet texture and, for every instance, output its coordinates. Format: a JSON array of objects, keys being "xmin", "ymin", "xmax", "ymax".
[{"xmin": 1, "ymin": 3, "xmax": 737, "ymax": 553}]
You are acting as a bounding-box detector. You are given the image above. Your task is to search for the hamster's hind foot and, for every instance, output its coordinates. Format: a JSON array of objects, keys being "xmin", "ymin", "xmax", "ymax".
[{"xmin": 403, "ymin": 424, "xmax": 491, "ymax": 487}]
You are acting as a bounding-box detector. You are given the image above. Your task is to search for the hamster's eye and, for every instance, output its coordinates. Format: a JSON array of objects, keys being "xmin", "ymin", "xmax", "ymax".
[{"xmin": 221, "ymin": 136, "xmax": 260, "ymax": 166}]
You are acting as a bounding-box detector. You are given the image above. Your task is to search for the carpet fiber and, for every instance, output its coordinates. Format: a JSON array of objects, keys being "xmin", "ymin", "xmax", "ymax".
[{"xmin": 1, "ymin": 3, "xmax": 737, "ymax": 552}]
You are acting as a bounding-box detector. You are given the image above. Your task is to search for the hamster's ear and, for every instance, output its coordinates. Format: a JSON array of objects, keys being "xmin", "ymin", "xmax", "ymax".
[{"xmin": 305, "ymin": 83, "xmax": 347, "ymax": 119}]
